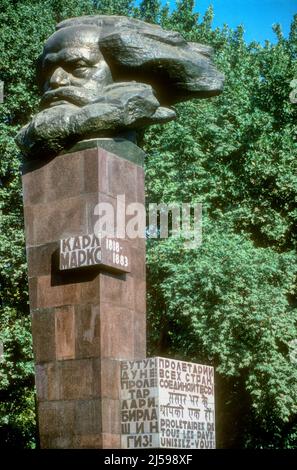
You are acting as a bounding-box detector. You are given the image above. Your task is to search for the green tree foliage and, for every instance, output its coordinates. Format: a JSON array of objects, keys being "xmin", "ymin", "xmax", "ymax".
[
  {"xmin": 0, "ymin": 0, "xmax": 296, "ymax": 448},
  {"xmin": 144, "ymin": 4, "xmax": 297, "ymax": 448},
  {"xmin": 138, "ymin": 0, "xmax": 161, "ymax": 24}
]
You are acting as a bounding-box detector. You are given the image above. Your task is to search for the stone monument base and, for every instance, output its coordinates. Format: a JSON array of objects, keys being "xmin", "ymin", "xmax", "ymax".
[{"xmin": 22, "ymin": 139, "xmax": 146, "ymax": 448}]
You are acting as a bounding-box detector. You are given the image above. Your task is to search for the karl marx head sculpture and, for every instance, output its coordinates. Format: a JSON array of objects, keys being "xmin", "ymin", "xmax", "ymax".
[{"xmin": 16, "ymin": 15, "xmax": 224, "ymax": 159}]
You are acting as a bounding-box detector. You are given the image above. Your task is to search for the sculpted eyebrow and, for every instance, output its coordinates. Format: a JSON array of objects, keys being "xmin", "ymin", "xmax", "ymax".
[
  {"xmin": 63, "ymin": 57, "xmax": 93, "ymax": 65},
  {"xmin": 43, "ymin": 54, "xmax": 93, "ymax": 69}
]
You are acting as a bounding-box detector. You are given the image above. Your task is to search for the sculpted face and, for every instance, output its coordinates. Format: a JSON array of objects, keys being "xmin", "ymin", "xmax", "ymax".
[
  {"xmin": 40, "ymin": 25, "xmax": 113, "ymax": 109},
  {"xmin": 16, "ymin": 15, "xmax": 224, "ymax": 159}
]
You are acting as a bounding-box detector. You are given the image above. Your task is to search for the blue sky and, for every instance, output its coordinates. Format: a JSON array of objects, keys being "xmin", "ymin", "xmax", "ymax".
[{"xmin": 168, "ymin": 0, "xmax": 296, "ymax": 43}]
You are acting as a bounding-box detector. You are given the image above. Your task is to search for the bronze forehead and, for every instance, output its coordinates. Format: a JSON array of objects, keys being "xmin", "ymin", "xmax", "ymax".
[{"xmin": 44, "ymin": 25, "xmax": 102, "ymax": 53}]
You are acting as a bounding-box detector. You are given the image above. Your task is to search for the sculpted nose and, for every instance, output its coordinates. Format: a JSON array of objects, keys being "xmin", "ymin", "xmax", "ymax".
[{"xmin": 49, "ymin": 67, "xmax": 70, "ymax": 88}]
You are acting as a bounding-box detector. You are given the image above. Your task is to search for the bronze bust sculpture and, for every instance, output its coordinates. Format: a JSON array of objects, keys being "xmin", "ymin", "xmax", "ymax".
[{"xmin": 16, "ymin": 15, "xmax": 224, "ymax": 159}]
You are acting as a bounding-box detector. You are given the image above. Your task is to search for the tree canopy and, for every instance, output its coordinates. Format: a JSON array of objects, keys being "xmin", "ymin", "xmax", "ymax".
[{"xmin": 0, "ymin": 0, "xmax": 296, "ymax": 448}]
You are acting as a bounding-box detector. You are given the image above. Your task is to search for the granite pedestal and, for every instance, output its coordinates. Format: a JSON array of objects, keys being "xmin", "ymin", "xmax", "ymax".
[{"xmin": 22, "ymin": 139, "xmax": 146, "ymax": 448}]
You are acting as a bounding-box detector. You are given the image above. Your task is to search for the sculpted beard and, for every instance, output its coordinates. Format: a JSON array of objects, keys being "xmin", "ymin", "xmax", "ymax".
[{"xmin": 40, "ymin": 86, "xmax": 100, "ymax": 108}]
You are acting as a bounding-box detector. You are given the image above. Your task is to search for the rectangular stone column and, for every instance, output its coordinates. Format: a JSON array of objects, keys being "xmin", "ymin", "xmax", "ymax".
[{"xmin": 22, "ymin": 139, "xmax": 146, "ymax": 448}]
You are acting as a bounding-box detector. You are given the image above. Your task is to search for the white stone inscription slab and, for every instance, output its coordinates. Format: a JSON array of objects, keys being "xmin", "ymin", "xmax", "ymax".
[{"xmin": 121, "ymin": 357, "xmax": 215, "ymax": 449}]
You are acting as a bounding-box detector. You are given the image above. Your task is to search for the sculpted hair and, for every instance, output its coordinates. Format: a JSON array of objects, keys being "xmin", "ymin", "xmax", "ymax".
[{"xmin": 38, "ymin": 15, "xmax": 223, "ymax": 105}]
